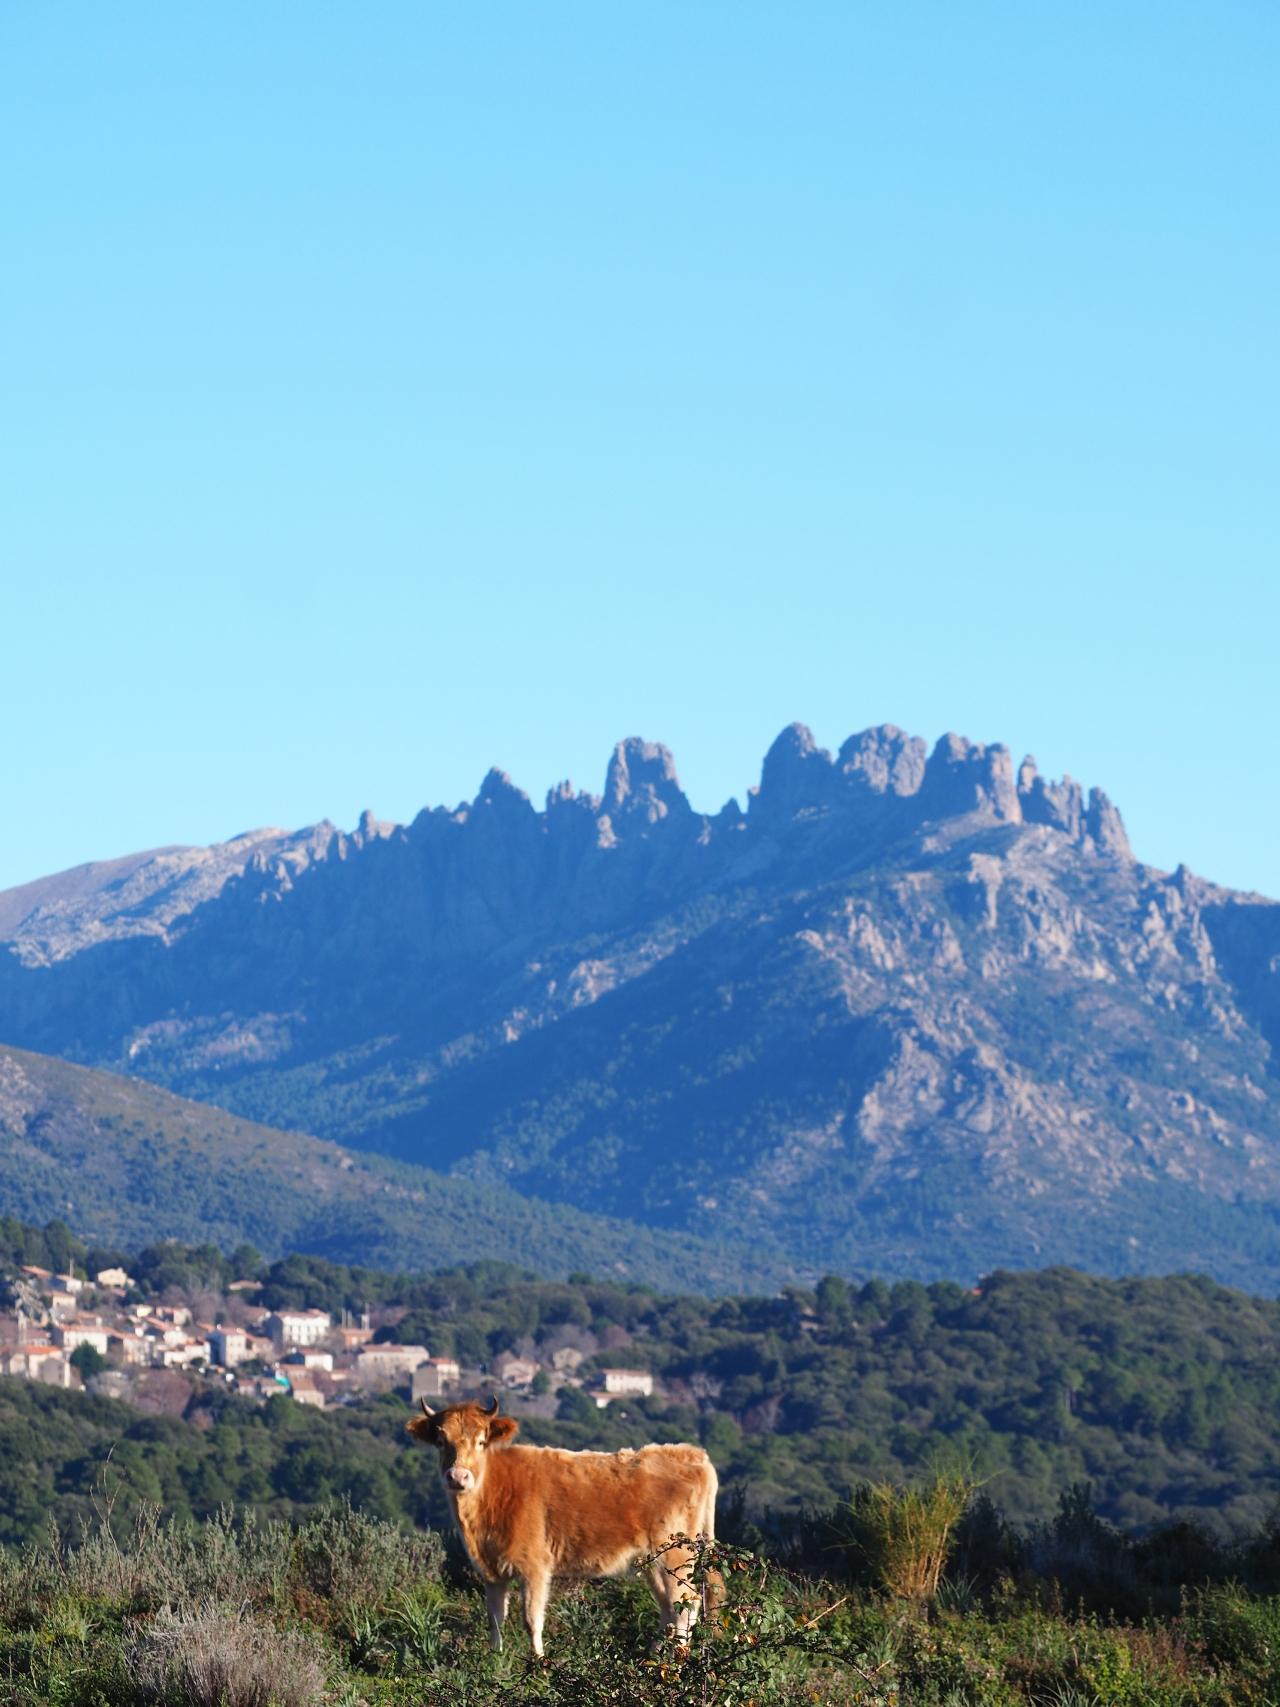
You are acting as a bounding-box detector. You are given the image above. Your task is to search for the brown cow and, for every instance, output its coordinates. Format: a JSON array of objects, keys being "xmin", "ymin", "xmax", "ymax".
[{"xmin": 406, "ymin": 1396, "xmax": 719, "ymax": 1656}]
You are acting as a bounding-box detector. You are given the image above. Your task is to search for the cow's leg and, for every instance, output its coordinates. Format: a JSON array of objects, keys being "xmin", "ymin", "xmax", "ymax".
[
  {"xmin": 485, "ymin": 1580, "xmax": 511, "ymax": 1652},
  {"xmin": 649, "ymin": 1546, "xmax": 699, "ymax": 1647},
  {"xmin": 671, "ymin": 1580, "xmax": 700, "ymax": 1642},
  {"xmin": 660, "ymin": 1544, "xmax": 701, "ymax": 1643},
  {"xmin": 646, "ymin": 1561, "xmax": 678, "ymax": 1644},
  {"xmin": 520, "ymin": 1570, "xmax": 551, "ymax": 1659}
]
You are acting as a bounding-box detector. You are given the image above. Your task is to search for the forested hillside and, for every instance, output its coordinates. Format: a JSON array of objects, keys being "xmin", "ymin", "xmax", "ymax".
[
  {"xmin": 0, "ymin": 1044, "xmax": 771, "ymax": 1293},
  {"xmin": 5, "ymin": 1221, "xmax": 1280, "ymax": 1548}
]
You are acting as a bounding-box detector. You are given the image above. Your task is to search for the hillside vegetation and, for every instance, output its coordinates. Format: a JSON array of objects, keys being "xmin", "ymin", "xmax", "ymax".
[
  {"xmin": 5, "ymin": 1221, "xmax": 1280, "ymax": 1547},
  {"xmin": 8, "ymin": 1480, "xmax": 1280, "ymax": 1703},
  {"xmin": 0, "ymin": 1044, "xmax": 775, "ymax": 1293}
]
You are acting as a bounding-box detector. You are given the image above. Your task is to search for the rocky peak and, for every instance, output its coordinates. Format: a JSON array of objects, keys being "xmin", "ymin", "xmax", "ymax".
[
  {"xmin": 751, "ymin": 723, "xmax": 836, "ymax": 821},
  {"xmin": 918, "ymin": 735, "xmax": 1021, "ymax": 824},
  {"xmin": 0, "ymin": 720, "xmax": 1141, "ymax": 972},
  {"xmin": 603, "ymin": 740, "xmax": 691, "ymax": 824},
  {"xmin": 1017, "ymin": 758, "xmax": 1085, "ymax": 839},
  {"xmin": 837, "ymin": 725, "xmax": 927, "ymax": 798},
  {"xmin": 472, "ymin": 768, "xmax": 535, "ymax": 819},
  {"xmin": 1085, "ymin": 788, "xmax": 1130, "ymax": 859}
]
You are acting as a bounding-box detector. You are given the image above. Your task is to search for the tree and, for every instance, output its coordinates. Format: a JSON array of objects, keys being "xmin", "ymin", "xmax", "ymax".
[
  {"xmin": 70, "ymin": 1343, "xmax": 107, "ymax": 1381},
  {"xmin": 816, "ymin": 1275, "xmax": 853, "ymax": 1331},
  {"xmin": 43, "ymin": 1220, "xmax": 79, "ymax": 1276},
  {"xmin": 230, "ymin": 1243, "xmax": 265, "ymax": 1279},
  {"xmin": 556, "ymin": 1387, "xmax": 599, "ymax": 1425}
]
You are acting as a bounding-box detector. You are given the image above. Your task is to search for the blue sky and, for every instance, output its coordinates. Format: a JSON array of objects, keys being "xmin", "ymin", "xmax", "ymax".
[{"xmin": 3, "ymin": 3, "xmax": 1277, "ymax": 896}]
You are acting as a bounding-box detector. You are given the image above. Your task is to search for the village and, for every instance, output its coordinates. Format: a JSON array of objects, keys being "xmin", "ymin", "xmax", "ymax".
[{"xmin": 0, "ymin": 1260, "xmax": 657, "ymax": 1419}]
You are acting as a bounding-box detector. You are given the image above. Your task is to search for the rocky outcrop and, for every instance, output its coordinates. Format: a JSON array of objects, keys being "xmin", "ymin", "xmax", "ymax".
[
  {"xmin": 918, "ymin": 735, "xmax": 1021, "ymax": 824},
  {"xmin": 603, "ymin": 739, "xmax": 692, "ymax": 825},
  {"xmin": 1085, "ymin": 788, "xmax": 1131, "ymax": 858},
  {"xmin": 1017, "ymin": 760, "xmax": 1131, "ymax": 858},
  {"xmin": 1018, "ymin": 757, "xmax": 1084, "ymax": 838},
  {"xmin": 838, "ymin": 725, "xmax": 927, "ymax": 800},
  {"xmin": 750, "ymin": 723, "xmax": 838, "ymax": 822}
]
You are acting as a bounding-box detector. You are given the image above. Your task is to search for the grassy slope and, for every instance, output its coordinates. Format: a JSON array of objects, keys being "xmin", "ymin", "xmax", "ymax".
[{"xmin": 0, "ymin": 1043, "xmax": 782, "ymax": 1292}]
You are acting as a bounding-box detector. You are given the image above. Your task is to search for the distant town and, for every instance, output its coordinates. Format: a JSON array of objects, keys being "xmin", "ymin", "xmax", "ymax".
[{"xmin": 0, "ymin": 1260, "xmax": 655, "ymax": 1418}]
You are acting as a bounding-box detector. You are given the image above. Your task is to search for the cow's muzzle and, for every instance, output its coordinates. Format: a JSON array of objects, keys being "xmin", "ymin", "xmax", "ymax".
[{"xmin": 446, "ymin": 1466, "xmax": 475, "ymax": 1492}]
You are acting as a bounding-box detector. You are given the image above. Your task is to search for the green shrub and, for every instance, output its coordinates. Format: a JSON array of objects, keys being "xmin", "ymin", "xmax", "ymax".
[
  {"xmin": 287, "ymin": 1498, "xmax": 443, "ymax": 1615},
  {"xmin": 839, "ymin": 1472, "xmax": 976, "ymax": 1600},
  {"xmin": 1185, "ymin": 1584, "xmax": 1280, "ymax": 1692}
]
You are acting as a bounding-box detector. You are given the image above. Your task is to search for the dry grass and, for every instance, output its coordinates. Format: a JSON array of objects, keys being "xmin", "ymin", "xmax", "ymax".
[
  {"xmin": 846, "ymin": 1471, "xmax": 976, "ymax": 1599},
  {"xmin": 130, "ymin": 1600, "xmax": 329, "ymax": 1707}
]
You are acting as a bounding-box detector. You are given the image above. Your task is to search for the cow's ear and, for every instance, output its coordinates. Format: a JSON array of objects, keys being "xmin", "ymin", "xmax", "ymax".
[
  {"xmin": 488, "ymin": 1415, "xmax": 519, "ymax": 1445},
  {"xmin": 406, "ymin": 1414, "xmax": 439, "ymax": 1444}
]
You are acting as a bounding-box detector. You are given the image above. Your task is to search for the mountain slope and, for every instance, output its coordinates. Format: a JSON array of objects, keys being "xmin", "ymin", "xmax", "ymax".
[
  {"xmin": 0, "ymin": 1044, "xmax": 777, "ymax": 1291},
  {"xmin": 2, "ymin": 723, "xmax": 1278, "ymax": 1286}
]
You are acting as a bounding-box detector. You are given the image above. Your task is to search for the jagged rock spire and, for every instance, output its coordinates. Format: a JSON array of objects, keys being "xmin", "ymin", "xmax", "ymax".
[
  {"xmin": 919, "ymin": 734, "xmax": 1020, "ymax": 823},
  {"xmin": 603, "ymin": 739, "xmax": 691, "ymax": 823}
]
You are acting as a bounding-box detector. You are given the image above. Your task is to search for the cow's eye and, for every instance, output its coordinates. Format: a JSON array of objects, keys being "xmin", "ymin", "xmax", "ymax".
[{"xmin": 477, "ymin": 1438, "xmax": 487, "ymax": 1449}]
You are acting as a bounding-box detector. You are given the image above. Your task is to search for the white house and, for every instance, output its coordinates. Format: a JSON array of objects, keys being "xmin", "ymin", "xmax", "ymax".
[
  {"xmin": 264, "ymin": 1309, "xmax": 333, "ymax": 1348},
  {"xmin": 109, "ymin": 1331, "xmax": 152, "ymax": 1367},
  {"xmin": 0, "ymin": 1343, "xmax": 73, "ymax": 1386},
  {"xmin": 52, "ymin": 1322, "xmax": 113, "ymax": 1357},
  {"xmin": 283, "ymin": 1348, "xmax": 334, "ymax": 1372},
  {"xmin": 287, "ymin": 1372, "xmax": 325, "ymax": 1408},
  {"xmin": 151, "ymin": 1306, "xmax": 192, "ymax": 1328},
  {"xmin": 595, "ymin": 1368, "xmax": 654, "ymax": 1398},
  {"xmin": 154, "ymin": 1337, "xmax": 210, "ymax": 1369}
]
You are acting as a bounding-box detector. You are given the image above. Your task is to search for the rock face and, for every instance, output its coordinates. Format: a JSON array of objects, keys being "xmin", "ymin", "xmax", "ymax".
[
  {"xmin": 0, "ymin": 823, "xmax": 373, "ymax": 967},
  {"xmin": 1, "ymin": 723, "xmax": 1278, "ymax": 1287}
]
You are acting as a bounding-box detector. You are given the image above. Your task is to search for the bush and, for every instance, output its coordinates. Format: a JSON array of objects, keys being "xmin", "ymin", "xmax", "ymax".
[
  {"xmin": 34, "ymin": 1503, "xmax": 289, "ymax": 1615},
  {"xmin": 1185, "ymin": 1583, "xmax": 1280, "ymax": 1689},
  {"xmin": 288, "ymin": 1498, "xmax": 443, "ymax": 1614},
  {"xmin": 839, "ymin": 1471, "xmax": 976, "ymax": 1600},
  {"xmin": 130, "ymin": 1601, "xmax": 329, "ymax": 1707}
]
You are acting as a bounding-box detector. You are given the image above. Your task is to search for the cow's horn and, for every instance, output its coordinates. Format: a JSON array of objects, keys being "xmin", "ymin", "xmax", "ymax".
[
  {"xmin": 484, "ymin": 1393, "xmax": 500, "ymax": 1416},
  {"xmin": 419, "ymin": 1398, "xmax": 436, "ymax": 1417}
]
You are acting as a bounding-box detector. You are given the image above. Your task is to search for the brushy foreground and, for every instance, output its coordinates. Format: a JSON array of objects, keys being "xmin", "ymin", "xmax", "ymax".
[{"xmin": 6, "ymin": 1494, "xmax": 1280, "ymax": 1705}]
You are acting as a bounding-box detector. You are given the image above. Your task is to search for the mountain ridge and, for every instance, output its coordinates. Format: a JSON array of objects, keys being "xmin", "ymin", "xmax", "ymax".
[
  {"xmin": 0, "ymin": 725, "xmax": 1139, "ymax": 972},
  {"xmin": 2, "ymin": 723, "xmax": 1278, "ymax": 1288}
]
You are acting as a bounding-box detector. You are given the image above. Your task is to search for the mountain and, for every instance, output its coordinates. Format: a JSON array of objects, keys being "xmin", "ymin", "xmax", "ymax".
[
  {"xmin": 0, "ymin": 822, "xmax": 358, "ymax": 965},
  {"xmin": 2, "ymin": 723, "xmax": 1278, "ymax": 1287},
  {"xmin": 0, "ymin": 1043, "xmax": 773, "ymax": 1291}
]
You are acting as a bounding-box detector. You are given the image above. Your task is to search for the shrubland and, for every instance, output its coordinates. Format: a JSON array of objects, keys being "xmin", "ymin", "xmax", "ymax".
[
  {"xmin": 6, "ymin": 1487, "xmax": 1280, "ymax": 1704},
  {"xmin": 6, "ymin": 1218, "xmax": 1280, "ymax": 1698}
]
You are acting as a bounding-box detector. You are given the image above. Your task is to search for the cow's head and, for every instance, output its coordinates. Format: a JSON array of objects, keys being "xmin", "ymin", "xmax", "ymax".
[{"xmin": 406, "ymin": 1395, "xmax": 519, "ymax": 1494}]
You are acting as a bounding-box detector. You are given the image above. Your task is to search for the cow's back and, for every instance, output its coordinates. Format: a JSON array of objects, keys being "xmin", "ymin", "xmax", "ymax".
[{"xmin": 487, "ymin": 1442, "xmax": 716, "ymax": 1580}]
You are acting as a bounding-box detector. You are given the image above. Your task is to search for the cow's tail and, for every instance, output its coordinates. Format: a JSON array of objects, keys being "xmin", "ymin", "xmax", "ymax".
[{"xmin": 699, "ymin": 1465, "xmax": 726, "ymax": 1619}]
